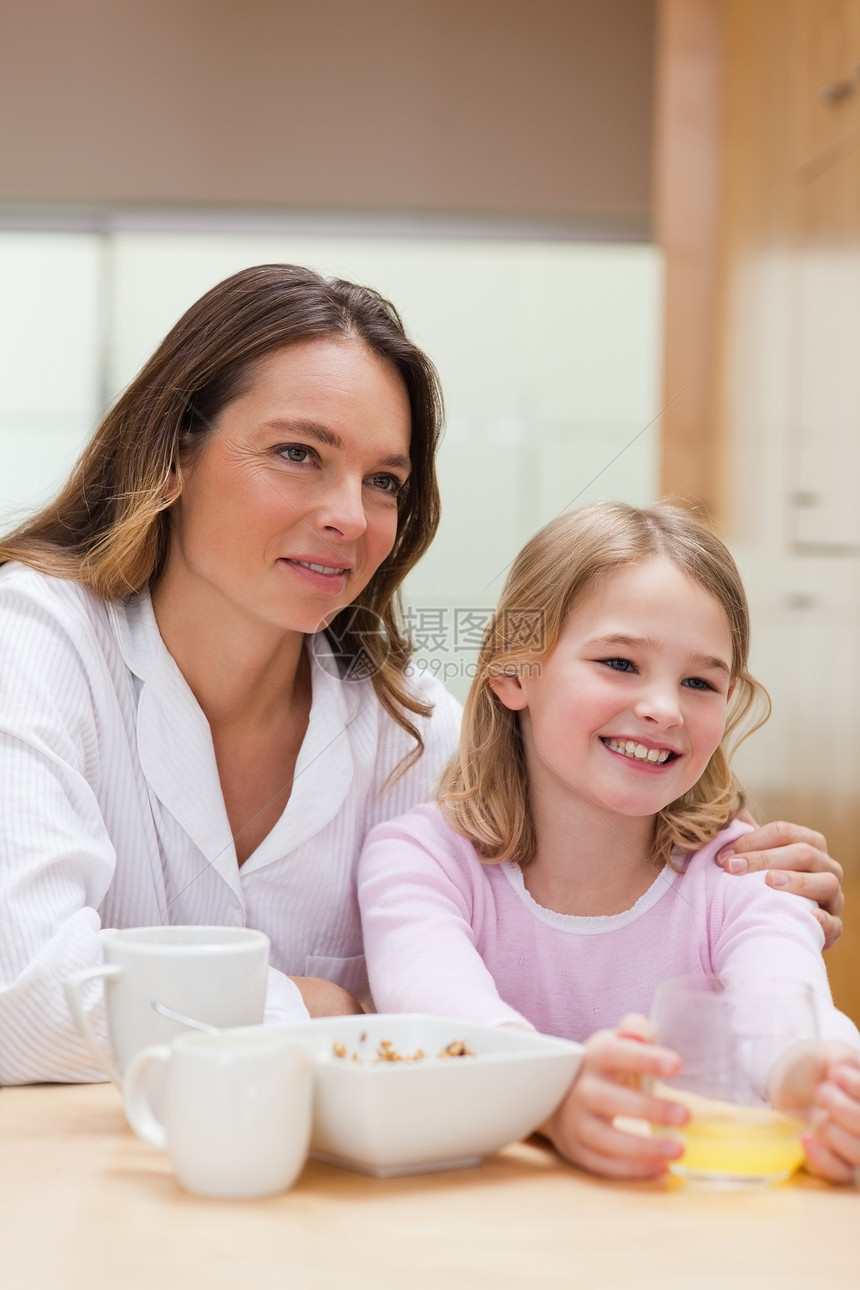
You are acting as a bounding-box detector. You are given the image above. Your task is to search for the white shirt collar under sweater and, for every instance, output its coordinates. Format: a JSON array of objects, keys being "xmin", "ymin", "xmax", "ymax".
[{"xmin": 501, "ymin": 855, "xmax": 679, "ymax": 933}]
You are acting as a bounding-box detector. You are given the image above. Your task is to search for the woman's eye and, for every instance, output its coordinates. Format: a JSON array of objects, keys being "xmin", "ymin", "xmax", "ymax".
[
  {"xmin": 368, "ymin": 473, "xmax": 404, "ymax": 496},
  {"xmin": 600, "ymin": 657, "xmax": 635, "ymax": 673},
  {"xmin": 280, "ymin": 445, "xmax": 312, "ymax": 463}
]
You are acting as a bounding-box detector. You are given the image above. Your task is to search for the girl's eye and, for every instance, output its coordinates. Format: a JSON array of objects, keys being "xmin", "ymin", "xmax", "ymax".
[
  {"xmin": 682, "ymin": 676, "xmax": 716, "ymax": 692},
  {"xmin": 600, "ymin": 657, "xmax": 635, "ymax": 673},
  {"xmin": 368, "ymin": 473, "xmax": 404, "ymax": 496}
]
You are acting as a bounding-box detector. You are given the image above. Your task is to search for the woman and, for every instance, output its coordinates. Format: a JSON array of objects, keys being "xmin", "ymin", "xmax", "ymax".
[{"xmin": 0, "ymin": 264, "xmax": 843, "ymax": 1083}]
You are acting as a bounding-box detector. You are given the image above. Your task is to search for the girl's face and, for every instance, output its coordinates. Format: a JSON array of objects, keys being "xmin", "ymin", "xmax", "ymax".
[
  {"xmin": 490, "ymin": 558, "xmax": 734, "ymax": 828},
  {"xmin": 162, "ymin": 337, "xmax": 412, "ymax": 639}
]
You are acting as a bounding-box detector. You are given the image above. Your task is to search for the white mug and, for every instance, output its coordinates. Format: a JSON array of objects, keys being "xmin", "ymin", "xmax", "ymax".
[
  {"xmin": 123, "ymin": 1029, "xmax": 313, "ymax": 1198},
  {"xmin": 64, "ymin": 925, "xmax": 270, "ymax": 1082}
]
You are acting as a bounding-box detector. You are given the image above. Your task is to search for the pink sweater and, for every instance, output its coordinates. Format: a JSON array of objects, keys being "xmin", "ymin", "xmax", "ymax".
[{"xmin": 358, "ymin": 803, "xmax": 859, "ymax": 1046}]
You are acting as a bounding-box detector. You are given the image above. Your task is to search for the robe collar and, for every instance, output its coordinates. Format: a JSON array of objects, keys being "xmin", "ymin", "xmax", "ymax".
[{"xmin": 108, "ymin": 593, "xmax": 358, "ymax": 902}]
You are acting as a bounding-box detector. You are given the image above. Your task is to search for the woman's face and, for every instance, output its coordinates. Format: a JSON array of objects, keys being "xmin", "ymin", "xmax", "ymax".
[{"xmin": 163, "ymin": 337, "xmax": 412, "ymax": 638}]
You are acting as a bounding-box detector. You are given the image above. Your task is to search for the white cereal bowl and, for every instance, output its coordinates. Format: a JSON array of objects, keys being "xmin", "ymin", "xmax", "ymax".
[{"xmin": 277, "ymin": 1014, "xmax": 583, "ymax": 1178}]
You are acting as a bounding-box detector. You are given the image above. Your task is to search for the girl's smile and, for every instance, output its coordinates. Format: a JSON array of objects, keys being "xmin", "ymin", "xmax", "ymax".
[{"xmin": 600, "ymin": 735, "xmax": 678, "ymax": 767}]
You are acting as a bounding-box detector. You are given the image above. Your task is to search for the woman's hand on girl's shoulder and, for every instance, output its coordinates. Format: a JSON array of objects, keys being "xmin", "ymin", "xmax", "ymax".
[
  {"xmin": 715, "ymin": 818, "xmax": 844, "ymax": 949},
  {"xmin": 539, "ymin": 1018, "xmax": 689, "ymax": 1180}
]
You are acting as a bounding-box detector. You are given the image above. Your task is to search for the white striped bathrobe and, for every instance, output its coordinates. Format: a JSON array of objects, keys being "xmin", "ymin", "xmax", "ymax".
[{"xmin": 0, "ymin": 563, "xmax": 460, "ymax": 1083}]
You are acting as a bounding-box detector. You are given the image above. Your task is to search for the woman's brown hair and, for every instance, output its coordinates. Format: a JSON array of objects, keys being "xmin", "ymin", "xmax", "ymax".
[
  {"xmin": 0, "ymin": 264, "xmax": 445, "ymax": 757},
  {"xmin": 439, "ymin": 501, "xmax": 770, "ymax": 870}
]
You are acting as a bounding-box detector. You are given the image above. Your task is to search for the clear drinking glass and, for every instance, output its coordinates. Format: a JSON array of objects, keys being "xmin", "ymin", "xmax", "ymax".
[{"xmin": 650, "ymin": 974, "xmax": 819, "ymax": 1187}]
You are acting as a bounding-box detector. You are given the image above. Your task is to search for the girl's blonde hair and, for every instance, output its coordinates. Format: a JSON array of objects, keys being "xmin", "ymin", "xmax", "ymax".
[{"xmin": 439, "ymin": 501, "xmax": 770, "ymax": 870}]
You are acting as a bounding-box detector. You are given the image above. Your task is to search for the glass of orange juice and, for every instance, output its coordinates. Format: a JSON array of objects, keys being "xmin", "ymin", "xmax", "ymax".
[{"xmin": 651, "ymin": 975, "xmax": 818, "ymax": 1187}]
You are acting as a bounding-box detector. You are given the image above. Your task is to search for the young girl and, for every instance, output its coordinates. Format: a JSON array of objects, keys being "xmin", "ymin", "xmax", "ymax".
[{"xmin": 358, "ymin": 502, "xmax": 860, "ymax": 1183}]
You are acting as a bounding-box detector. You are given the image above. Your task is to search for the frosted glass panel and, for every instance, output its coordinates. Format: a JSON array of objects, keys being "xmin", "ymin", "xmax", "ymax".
[
  {"xmin": 0, "ymin": 229, "xmax": 662, "ymax": 697},
  {"xmin": 0, "ymin": 234, "xmax": 101, "ymax": 413},
  {"xmin": 0, "ymin": 234, "xmax": 102, "ymax": 524}
]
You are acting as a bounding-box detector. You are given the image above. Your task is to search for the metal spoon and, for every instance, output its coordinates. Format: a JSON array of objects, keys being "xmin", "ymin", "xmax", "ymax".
[{"xmin": 150, "ymin": 999, "xmax": 221, "ymax": 1033}]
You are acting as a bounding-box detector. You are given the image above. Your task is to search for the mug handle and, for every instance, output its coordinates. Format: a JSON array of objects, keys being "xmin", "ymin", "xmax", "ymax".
[
  {"xmin": 122, "ymin": 1045, "xmax": 171, "ymax": 1150},
  {"xmin": 64, "ymin": 963, "xmax": 123, "ymax": 1083}
]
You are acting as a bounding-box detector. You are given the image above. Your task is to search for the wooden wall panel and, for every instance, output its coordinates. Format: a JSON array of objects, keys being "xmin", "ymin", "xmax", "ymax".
[{"xmin": 654, "ymin": 0, "xmax": 724, "ymax": 511}]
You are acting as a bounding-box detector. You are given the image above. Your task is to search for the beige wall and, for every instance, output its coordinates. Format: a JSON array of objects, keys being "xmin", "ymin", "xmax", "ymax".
[{"xmin": 0, "ymin": 0, "xmax": 653, "ymax": 229}]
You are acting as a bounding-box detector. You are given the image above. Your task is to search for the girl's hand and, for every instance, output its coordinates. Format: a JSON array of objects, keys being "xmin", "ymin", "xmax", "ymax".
[
  {"xmin": 715, "ymin": 819, "xmax": 844, "ymax": 949},
  {"xmin": 540, "ymin": 1017, "xmax": 689, "ymax": 1180},
  {"xmin": 770, "ymin": 1041, "xmax": 860, "ymax": 1184}
]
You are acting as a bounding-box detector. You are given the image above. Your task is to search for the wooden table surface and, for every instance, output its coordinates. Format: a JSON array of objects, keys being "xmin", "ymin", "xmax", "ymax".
[{"xmin": 1, "ymin": 1083, "xmax": 857, "ymax": 1290}]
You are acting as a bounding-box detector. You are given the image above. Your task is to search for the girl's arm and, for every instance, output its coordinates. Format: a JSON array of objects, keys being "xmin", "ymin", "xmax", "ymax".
[
  {"xmin": 715, "ymin": 820, "xmax": 843, "ymax": 948},
  {"xmin": 358, "ymin": 806, "xmax": 532, "ymax": 1029},
  {"xmin": 709, "ymin": 866, "xmax": 859, "ymax": 1050},
  {"xmin": 709, "ymin": 859, "xmax": 859, "ymax": 1181}
]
